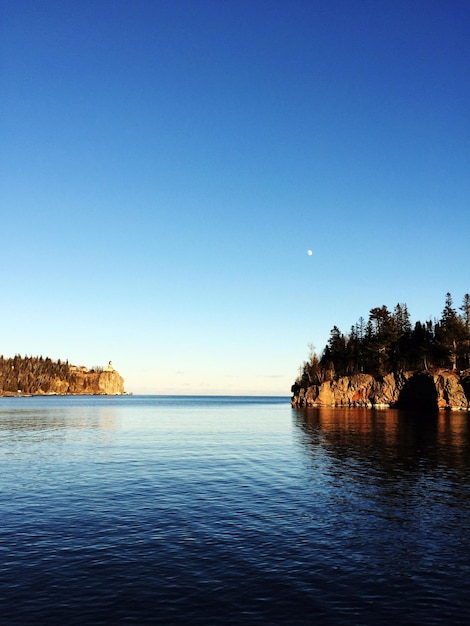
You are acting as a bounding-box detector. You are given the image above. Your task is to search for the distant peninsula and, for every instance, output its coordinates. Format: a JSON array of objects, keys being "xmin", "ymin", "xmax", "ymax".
[
  {"xmin": 292, "ymin": 292, "xmax": 470, "ymax": 411},
  {"xmin": 0, "ymin": 356, "xmax": 125, "ymax": 396}
]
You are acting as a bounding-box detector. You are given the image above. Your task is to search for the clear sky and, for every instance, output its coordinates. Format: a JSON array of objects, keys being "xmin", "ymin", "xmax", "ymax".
[{"xmin": 1, "ymin": 0, "xmax": 469, "ymax": 395}]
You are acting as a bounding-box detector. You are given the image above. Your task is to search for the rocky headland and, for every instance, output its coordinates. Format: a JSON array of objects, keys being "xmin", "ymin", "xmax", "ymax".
[
  {"xmin": 0, "ymin": 356, "xmax": 125, "ymax": 396},
  {"xmin": 291, "ymin": 369, "xmax": 470, "ymax": 411},
  {"xmin": 60, "ymin": 366, "xmax": 125, "ymax": 396},
  {"xmin": 292, "ymin": 293, "xmax": 470, "ymax": 411}
]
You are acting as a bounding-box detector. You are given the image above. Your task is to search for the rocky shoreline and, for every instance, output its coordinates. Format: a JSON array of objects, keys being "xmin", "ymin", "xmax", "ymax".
[{"xmin": 291, "ymin": 369, "xmax": 470, "ymax": 411}]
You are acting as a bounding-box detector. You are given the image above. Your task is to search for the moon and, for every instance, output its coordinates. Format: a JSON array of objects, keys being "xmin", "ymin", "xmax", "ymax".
[{"xmin": 307, "ymin": 249, "xmax": 313, "ymax": 256}]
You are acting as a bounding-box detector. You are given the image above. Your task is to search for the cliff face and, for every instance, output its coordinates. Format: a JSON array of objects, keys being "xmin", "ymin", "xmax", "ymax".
[
  {"xmin": 66, "ymin": 369, "xmax": 125, "ymax": 395},
  {"xmin": 97, "ymin": 370, "xmax": 125, "ymax": 395},
  {"xmin": 24, "ymin": 369, "xmax": 125, "ymax": 396},
  {"xmin": 291, "ymin": 369, "xmax": 470, "ymax": 411}
]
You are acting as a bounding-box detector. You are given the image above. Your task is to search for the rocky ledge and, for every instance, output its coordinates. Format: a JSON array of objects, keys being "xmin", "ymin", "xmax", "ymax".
[{"xmin": 291, "ymin": 369, "xmax": 470, "ymax": 411}]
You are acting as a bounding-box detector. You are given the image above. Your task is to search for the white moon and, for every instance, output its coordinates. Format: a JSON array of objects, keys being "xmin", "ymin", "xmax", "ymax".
[{"xmin": 307, "ymin": 249, "xmax": 313, "ymax": 256}]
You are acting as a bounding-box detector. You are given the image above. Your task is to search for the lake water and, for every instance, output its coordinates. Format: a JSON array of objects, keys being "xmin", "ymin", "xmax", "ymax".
[{"xmin": 1, "ymin": 396, "xmax": 469, "ymax": 625}]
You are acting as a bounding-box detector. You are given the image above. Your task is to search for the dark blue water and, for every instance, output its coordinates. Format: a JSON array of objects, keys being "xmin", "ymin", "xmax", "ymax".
[{"xmin": 1, "ymin": 396, "xmax": 469, "ymax": 625}]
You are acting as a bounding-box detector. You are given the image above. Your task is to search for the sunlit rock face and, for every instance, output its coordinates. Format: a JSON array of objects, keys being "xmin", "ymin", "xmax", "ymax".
[
  {"xmin": 432, "ymin": 370, "xmax": 468, "ymax": 410},
  {"xmin": 68, "ymin": 370, "xmax": 125, "ymax": 395},
  {"xmin": 97, "ymin": 370, "xmax": 125, "ymax": 395},
  {"xmin": 32, "ymin": 369, "xmax": 126, "ymax": 396},
  {"xmin": 292, "ymin": 369, "xmax": 469, "ymax": 411}
]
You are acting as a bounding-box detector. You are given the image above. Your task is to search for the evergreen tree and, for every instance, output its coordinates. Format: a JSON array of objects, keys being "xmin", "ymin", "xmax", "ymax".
[
  {"xmin": 459, "ymin": 294, "xmax": 470, "ymax": 368},
  {"xmin": 460, "ymin": 294, "xmax": 470, "ymax": 328},
  {"xmin": 437, "ymin": 293, "xmax": 467, "ymax": 369},
  {"xmin": 296, "ymin": 291, "xmax": 470, "ymax": 385}
]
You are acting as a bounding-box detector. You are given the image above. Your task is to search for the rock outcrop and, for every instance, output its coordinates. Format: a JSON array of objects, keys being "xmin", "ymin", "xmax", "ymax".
[
  {"xmin": 20, "ymin": 369, "xmax": 126, "ymax": 396},
  {"xmin": 66, "ymin": 369, "xmax": 125, "ymax": 395},
  {"xmin": 292, "ymin": 369, "xmax": 470, "ymax": 411}
]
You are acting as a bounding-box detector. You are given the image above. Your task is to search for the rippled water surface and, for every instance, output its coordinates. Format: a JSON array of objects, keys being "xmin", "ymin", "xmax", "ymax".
[{"xmin": 1, "ymin": 396, "xmax": 469, "ymax": 624}]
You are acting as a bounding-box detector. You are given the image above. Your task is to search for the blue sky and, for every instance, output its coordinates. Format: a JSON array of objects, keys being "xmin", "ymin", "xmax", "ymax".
[{"xmin": 2, "ymin": 0, "xmax": 469, "ymax": 394}]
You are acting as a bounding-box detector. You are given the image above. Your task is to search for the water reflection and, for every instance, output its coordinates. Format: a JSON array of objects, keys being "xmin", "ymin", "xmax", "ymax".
[
  {"xmin": 292, "ymin": 406, "xmax": 470, "ymax": 613},
  {"xmin": 1, "ymin": 398, "xmax": 469, "ymax": 624},
  {"xmin": 294, "ymin": 406, "xmax": 470, "ymax": 476}
]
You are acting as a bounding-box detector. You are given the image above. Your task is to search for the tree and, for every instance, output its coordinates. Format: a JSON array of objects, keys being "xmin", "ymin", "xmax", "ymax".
[
  {"xmin": 393, "ymin": 303, "xmax": 411, "ymax": 334},
  {"xmin": 301, "ymin": 346, "xmax": 324, "ymax": 387},
  {"xmin": 294, "ymin": 291, "xmax": 470, "ymax": 388},
  {"xmin": 437, "ymin": 293, "xmax": 467, "ymax": 369},
  {"xmin": 322, "ymin": 326, "xmax": 347, "ymax": 376},
  {"xmin": 363, "ymin": 306, "xmax": 398, "ymax": 375},
  {"xmin": 409, "ymin": 321, "xmax": 435, "ymax": 370},
  {"xmin": 460, "ymin": 294, "xmax": 470, "ymax": 330},
  {"xmin": 459, "ymin": 294, "xmax": 470, "ymax": 368}
]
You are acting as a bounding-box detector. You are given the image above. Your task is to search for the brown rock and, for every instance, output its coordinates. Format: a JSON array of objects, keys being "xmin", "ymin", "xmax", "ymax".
[
  {"xmin": 291, "ymin": 369, "xmax": 469, "ymax": 410},
  {"xmin": 433, "ymin": 371, "xmax": 468, "ymax": 410}
]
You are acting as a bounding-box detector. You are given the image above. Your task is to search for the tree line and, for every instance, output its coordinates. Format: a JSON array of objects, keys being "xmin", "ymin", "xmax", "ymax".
[{"xmin": 298, "ymin": 293, "xmax": 470, "ymax": 388}]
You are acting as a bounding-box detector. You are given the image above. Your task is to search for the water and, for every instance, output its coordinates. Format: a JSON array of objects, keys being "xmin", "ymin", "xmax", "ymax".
[{"xmin": 1, "ymin": 396, "xmax": 469, "ymax": 625}]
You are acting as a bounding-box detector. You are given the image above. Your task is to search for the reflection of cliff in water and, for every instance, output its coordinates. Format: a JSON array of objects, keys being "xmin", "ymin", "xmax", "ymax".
[{"xmin": 293, "ymin": 406, "xmax": 470, "ymax": 477}]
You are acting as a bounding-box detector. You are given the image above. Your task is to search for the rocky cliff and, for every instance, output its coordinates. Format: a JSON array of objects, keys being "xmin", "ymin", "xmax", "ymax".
[
  {"xmin": 291, "ymin": 369, "xmax": 470, "ymax": 411},
  {"xmin": 67, "ymin": 369, "xmax": 125, "ymax": 395},
  {"xmin": 0, "ymin": 356, "xmax": 126, "ymax": 396},
  {"xmin": 21, "ymin": 369, "xmax": 126, "ymax": 396}
]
